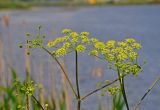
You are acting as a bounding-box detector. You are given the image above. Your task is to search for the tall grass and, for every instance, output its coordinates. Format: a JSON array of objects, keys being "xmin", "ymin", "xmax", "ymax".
[{"xmin": 0, "ymin": 66, "xmax": 71, "ymax": 110}]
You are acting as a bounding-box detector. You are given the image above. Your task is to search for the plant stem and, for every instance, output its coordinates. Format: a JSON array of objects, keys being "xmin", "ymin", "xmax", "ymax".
[
  {"xmin": 77, "ymin": 100, "xmax": 81, "ymax": 110},
  {"xmin": 75, "ymin": 51, "xmax": 81, "ymax": 110},
  {"xmin": 41, "ymin": 46, "xmax": 78, "ymax": 98},
  {"xmin": 122, "ymin": 78, "xmax": 129, "ymax": 110},
  {"xmin": 112, "ymin": 95, "xmax": 115, "ymax": 110},
  {"xmin": 134, "ymin": 76, "xmax": 160, "ymax": 110},
  {"xmin": 81, "ymin": 74, "xmax": 128, "ymax": 101},
  {"xmin": 54, "ymin": 57, "xmax": 78, "ymax": 98},
  {"xmin": 117, "ymin": 68, "xmax": 130, "ymax": 110},
  {"xmin": 26, "ymin": 95, "xmax": 30, "ymax": 110},
  {"xmin": 81, "ymin": 78, "xmax": 119, "ymax": 101},
  {"xmin": 32, "ymin": 95, "xmax": 45, "ymax": 110}
]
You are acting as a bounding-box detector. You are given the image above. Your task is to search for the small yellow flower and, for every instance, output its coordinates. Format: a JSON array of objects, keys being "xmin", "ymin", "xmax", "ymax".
[
  {"xmin": 55, "ymin": 37, "xmax": 63, "ymax": 43},
  {"xmin": 125, "ymin": 38, "xmax": 136, "ymax": 43},
  {"xmin": 63, "ymin": 42, "xmax": 71, "ymax": 48},
  {"xmin": 118, "ymin": 41, "xmax": 128, "ymax": 47},
  {"xmin": 81, "ymin": 36, "xmax": 90, "ymax": 44},
  {"xmin": 45, "ymin": 104, "xmax": 48, "ymax": 107},
  {"xmin": 71, "ymin": 38, "xmax": 79, "ymax": 44},
  {"xmin": 47, "ymin": 41, "xmax": 54, "ymax": 48},
  {"xmin": 62, "ymin": 36, "xmax": 69, "ymax": 41},
  {"xmin": 106, "ymin": 54, "xmax": 114, "ymax": 62},
  {"xmin": 91, "ymin": 38, "xmax": 99, "ymax": 43},
  {"xmin": 132, "ymin": 43, "xmax": 142, "ymax": 49},
  {"xmin": 70, "ymin": 32, "xmax": 79, "ymax": 38},
  {"xmin": 55, "ymin": 48, "xmax": 67, "ymax": 56},
  {"xmin": 116, "ymin": 47, "xmax": 124, "ymax": 53},
  {"xmin": 130, "ymin": 64, "xmax": 141, "ymax": 76},
  {"xmin": 101, "ymin": 48, "xmax": 110, "ymax": 55},
  {"xmin": 106, "ymin": 40, "xmax": 116, "ymax": 49},
  {"xmin": 107, "ymin": 86, "xmax": 119, "ymax": 95},
  {"xmin": 62, "ymin": 28, "xmax": 72, "ymax": 34},
  {"xmin": 124, "ymin": 46, "xmax": 133, "ymax": 52},
  {"xmin": 129, "ymin": 52, "xmax": 138, "ymax": 60},
  {"xmin": 111, "ymin": 47, "xmax": 123, "ymax": 55},
  {"xmin": 76, "ymin": 45, "xmax": 86, "ymax": 52},
  {"xmin": 117, "ymin": 52, "xmax": 128, "ymax": 61},
  {"xmin": 90, "ymin": 50, "xmax": 99, "ymax": 56},
  {"xmin": 94, "ymin": 41, "xmax": 105, "ymax": 50},
  {"xmin": 81, "ymin": 32, "xmax": 90, "ymax": 36}
]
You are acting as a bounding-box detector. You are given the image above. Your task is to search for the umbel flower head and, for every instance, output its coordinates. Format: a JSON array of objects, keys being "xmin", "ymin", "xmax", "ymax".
[
  {"xmin": 47, "ymin": 28, "xmax": 91, "ymax": 57},
  {"xmin": 20, "ymin": 27, "xmax": 143, "ymax": 76},
  {"xmin": 14, "ymin": 80, "xmax": 39, "ymax": 96},
  {"xmin": 89, "ymin": 38, "xmax": 143, "ymax": 76},
  {"xmin": 19, "ymin": 25, "xmax": 46, "ymax": 55}
]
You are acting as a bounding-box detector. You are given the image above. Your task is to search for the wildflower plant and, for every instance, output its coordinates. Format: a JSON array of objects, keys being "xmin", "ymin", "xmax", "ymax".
[
  {"xmin": 20, "ymin": 26, "xmax": 147, "ymax": 110},
  {"xmin": 89, "ymin": 38, "xmax": 143, "ymax": 109},
  {"xmin": 14, "ymin": 80, "xmax": 36, "ymax": 97},
  {"xmin": 13, "ymin": 79, "xmax": 45, "ymax": 110}
]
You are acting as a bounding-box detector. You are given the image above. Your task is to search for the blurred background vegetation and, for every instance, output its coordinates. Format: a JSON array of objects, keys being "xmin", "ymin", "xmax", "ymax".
[{"xmin": 0, "ymin": 0, "xmax": 160, "ymax": 9}]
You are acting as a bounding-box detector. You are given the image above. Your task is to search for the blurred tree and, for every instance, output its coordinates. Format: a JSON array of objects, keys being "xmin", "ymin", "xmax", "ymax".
[
  {"xmin": 154, "ymin": 0, "xmax": 160, "ymax": 2},
  {"xmin": 88, "ymin": 0, "xmax": 97, "ymax": 4}
]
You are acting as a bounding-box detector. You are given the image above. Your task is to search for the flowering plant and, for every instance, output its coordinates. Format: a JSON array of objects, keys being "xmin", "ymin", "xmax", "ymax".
[{"xmin": 19, "ymin": 26, "xmax": 160, "ymax": 110}]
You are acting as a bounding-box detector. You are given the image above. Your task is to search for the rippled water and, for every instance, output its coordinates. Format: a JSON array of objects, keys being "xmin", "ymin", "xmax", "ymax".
[{"xmin": 0, "ymin": 5, "xmax": 160, "ymax": 110}]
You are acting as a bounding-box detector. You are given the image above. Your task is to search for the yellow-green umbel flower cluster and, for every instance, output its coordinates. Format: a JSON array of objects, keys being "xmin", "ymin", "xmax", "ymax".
[
  {"xmin": 21, "ymin": 28, "xmax": 142, "ymax": 76},
  {"xmin": 22, "ymin": 81, "xmax": 35, "ymax": 96},
  {"xmin": 14, "ymin": 80, "xmax": 37, "ymax": 97},
  {"xmin": 107, "ymin": 85, "xmax": 120, "ymax": 95},
  {"xmin": 46, "ymin": 29, "xmax": 91, "ymax": 57},
  {"xmin": 76, "ymin": 44, "xmax": 86, "ymax": 52},
  {"xmin": 19, "ymin": 26, "xmax": 46, "ymax": 55},
  {"xmin": 89, "ymin": 38, "xmax": 142, "ymax": 76},
  {"xmin": 46, "ymin": 29, "xmax": 142, "ymax": 76},
  {"xmin": 97, "ymin": 81, "xmax": 120, "ymax": 96}
]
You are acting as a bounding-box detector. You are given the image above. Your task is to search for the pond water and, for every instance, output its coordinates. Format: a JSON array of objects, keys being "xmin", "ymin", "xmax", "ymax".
[{"xmin": 0, "ymin": 5, "xmax": 160, "ymax": 110}]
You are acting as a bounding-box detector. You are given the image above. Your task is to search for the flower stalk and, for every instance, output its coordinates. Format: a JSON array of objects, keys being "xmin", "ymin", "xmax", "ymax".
[
  {"xmin": 75, "ymin": 51, "xmax": 81, "ymax": 110},
  {"xmin": 134, "ymin": 76, "xmax": 160, "ymax": 110},
  {"xmin": 81, "ymin": 78, "xmax": 119, "ymax": 101},
  {"xmin": 41, "ymin": 46, "xmax": 78, "ymax": 98},
  {"xmin": 32, "ymin": 95, "xmax": 45, "ymax": 110},
  {"xmin": 117, "ymin": 68, "xmax": 130, "ymax": 110},
  {"xmin": 26, "ymin": 95, "xmax": 30, "ymax": 110}
]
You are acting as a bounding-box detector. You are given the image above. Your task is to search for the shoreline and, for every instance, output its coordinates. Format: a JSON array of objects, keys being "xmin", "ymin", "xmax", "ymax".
[{"xmin": 0, "ymin": 1, "xmax": 160, "ymax": 10}]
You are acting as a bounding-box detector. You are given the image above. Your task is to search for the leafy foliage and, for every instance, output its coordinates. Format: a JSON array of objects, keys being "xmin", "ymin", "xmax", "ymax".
[{"xmin": 112, "ymin": 93, "xmax": 125, "ymax": 110}]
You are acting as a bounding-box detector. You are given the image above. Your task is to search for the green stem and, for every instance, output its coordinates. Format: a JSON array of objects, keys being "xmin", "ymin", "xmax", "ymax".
[
  {"xmin": 134, "ymin": 76, "xmax": 160, "ymax": 110},
  {"xmin": 81, "ymin": 78, "xmax": 119, "ymax": 101},
  {"xmin": 26, "ymin": 95, "xmax": 30, "ymax": 110},
  {"xmin": 112, "ymin": 95, "xmax": 115, "ymax": 110},
  {"xmin": 41, "ymin": 46, "xmax": 78, "ymax": 98},
  {"xmin": 32, "ymin": 95, "xmax": 45, "ymax": 110},
  {"xmin": 54, "ymin": 57, "xmax": 78, "ymax": 98},
  {"xmin": 122, "ymin": 78, "xmax": 129, "ymax": 110},
  {"xmin": 75, "ymin": 51, "xmax": 81, "ymax": 110},
  {"xmin": 117, "ymin": 68, "xmax": 130, "ymax": 110},
  {"xmin": 75, "ymin": 51, "xmax": 80, "ymax": 98},
  {"xmin": 80, "ymin": 74, "xmax": 128, "ymax": 101}
]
